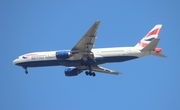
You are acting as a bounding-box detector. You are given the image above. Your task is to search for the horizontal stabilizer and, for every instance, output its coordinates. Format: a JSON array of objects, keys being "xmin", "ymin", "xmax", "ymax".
[
  {"xmin": 151, "ymin": 52, "xmax": 167, "ymax": 58},
  {"xmin": 141, "ymin": 38, "xmax": 160, "ymax": 51}
]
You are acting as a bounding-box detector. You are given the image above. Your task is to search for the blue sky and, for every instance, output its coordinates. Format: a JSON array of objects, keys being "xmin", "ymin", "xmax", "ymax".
[{"xmin": 1, "ymin": 0, "xmax": 180, "ymax": 110}]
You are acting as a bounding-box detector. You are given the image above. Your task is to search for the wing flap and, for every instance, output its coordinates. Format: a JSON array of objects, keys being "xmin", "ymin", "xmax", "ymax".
[{"xmin": 92, "ymin": 65, "xmax": 122, "ymax": 75}]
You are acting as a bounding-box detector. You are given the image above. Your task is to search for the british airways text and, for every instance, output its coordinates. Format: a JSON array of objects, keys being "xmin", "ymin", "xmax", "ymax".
[{"xmin": 31, "ymin": 55, "xmax": 56, "ymax": 60}]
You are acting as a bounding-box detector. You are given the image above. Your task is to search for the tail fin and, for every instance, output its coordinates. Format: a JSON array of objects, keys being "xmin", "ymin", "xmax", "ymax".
[
  {"xmin": 135, "ymin": 24, "xmax": 166, "ymax": 58},
  {"xmin": 135, "ymin": 24, "xmax": 162, "ymax": 49}
]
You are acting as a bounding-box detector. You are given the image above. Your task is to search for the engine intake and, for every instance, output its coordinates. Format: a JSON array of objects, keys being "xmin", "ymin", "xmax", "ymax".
[
  {"xmin": 56, "ymin": 50, "xmax": 71, "ymax": 59},
  {"xmin": 64, "ymin": 67, "xmax": 82, "ymax": 76}
]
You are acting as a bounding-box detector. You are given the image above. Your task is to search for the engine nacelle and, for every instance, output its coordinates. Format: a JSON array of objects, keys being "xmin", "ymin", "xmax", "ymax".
[
  {"xmin": 64, "ymin": 67, "xmax": 81, "ymax": 76},
  {"xmin": 153, "ymin": 48, "xmax": 162, "ymax": 53},
  {"xmin": 56, "ymin": 50, "xmax": 71, "ymax": 59}
]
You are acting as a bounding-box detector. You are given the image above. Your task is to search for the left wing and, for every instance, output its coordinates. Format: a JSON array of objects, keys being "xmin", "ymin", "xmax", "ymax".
[
  {"xmin": 70, "ymin": 21, "xmax": 100, "ymax": 60},
  {"xmin": 91, "ymin": 65, "xmax": 122, "ymax": 75}
]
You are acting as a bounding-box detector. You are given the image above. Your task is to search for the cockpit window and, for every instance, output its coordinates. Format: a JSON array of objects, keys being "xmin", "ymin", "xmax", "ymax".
[{"xmin": 22, "ymin": 56, "xmax": 27, "ymax": 59}]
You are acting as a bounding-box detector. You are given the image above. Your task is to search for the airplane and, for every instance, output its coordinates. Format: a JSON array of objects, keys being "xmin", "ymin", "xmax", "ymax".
[{"xmin": 13, "ymin": 21, "xmax": 166, "ymax": 77}]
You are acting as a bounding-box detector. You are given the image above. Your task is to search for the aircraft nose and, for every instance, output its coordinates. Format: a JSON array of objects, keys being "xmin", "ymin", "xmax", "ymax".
[{"xmin": 13, "ymin": 59, "xmax": 18, "ymax": 65}]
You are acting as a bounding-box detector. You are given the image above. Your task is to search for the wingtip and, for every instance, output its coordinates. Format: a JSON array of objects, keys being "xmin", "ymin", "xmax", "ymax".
[
  {"xmin": 119, "ymin": 72, "xmax": 123, "ymax": 74},
  {"xmin": 116, "ymin": 72, "xmax": 123, "ymax": 75},
  {"xmin": 95, "ymin": 20, "xmax": 101, "ymax": 23}
]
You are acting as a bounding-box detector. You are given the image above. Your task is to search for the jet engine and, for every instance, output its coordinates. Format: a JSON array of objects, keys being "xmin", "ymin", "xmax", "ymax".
[
  {"xmin": 56, "ymin": 51, "xmax": 72, "ymax": 59},
  {"xmin": 64, "ymin": 67, "xmax": 82, "ymax": 76}
]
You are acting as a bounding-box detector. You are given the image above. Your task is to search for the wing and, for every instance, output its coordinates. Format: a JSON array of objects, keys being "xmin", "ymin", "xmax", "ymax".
[
  {"xmin": 70, "ymin": 21, "xmax": 100, "ymax": 60},
  {"xmin": 91, "ymin": 65, "xmax": 122, "ymax": 75}
]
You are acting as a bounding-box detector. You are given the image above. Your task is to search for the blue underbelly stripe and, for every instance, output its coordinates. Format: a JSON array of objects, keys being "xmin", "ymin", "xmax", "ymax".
[{"xmin": 16, "ymin": 56, "xmax": 139, "ymax": 67}]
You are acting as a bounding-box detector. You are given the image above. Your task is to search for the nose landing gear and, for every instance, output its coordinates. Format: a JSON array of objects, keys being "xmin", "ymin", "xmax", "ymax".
[{"xmin": 23, "ymin": 67, "xmax": 28, "ymax": 74}]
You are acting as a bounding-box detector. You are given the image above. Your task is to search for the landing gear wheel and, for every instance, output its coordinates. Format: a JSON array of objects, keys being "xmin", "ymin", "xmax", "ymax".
[
  {"xmin": 92, "ymin": 72, "xmax": 96, "ymax": 77},
  {"xmin": 85, "ymin": 71, "xmax": 96, "ymax": 77},
  {"xmin": 85, "ymin": 71, "xmax": 88, "ymax": 76},
  {"xmin": 25, "ymin": 71, "xmax": 28, "ymax": 74}
]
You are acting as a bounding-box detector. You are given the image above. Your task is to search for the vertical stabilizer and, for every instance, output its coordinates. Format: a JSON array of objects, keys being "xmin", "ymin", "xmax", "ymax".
[{"xmin": 135, "ymin": 24, "xmax": 162, "ymax": 49}]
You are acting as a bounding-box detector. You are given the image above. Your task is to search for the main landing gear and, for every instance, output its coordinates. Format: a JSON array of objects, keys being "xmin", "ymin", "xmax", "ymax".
[
  {"xmin": 85, "ymin": 71, "xmax": 96, "ymax": 77},
  {"xmin": 23, "ymin": 67, "xmax": 28, "ymax": 74}
]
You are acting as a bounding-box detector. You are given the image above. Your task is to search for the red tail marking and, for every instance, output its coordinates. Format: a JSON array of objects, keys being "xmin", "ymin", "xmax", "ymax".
[
  {"xmin": 145, "ymin": 28, "xmax": 160, "ymax": 38},
  {"xmin": 139, "ymin": 41, "xmax": 147, "ymax": 47}
]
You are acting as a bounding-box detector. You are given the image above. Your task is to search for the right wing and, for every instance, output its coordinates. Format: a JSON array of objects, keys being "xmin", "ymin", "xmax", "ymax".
[
  {"xmin": 71, "ymin": 21, "xmax": 100, "ymax": 52},
  {"xmin": 91, "ymin": 65, "xmax": 122, "ymax": 75},
  {"xmin": 69, "ymin": 21, "xmax": 100, "ymax": 60}
]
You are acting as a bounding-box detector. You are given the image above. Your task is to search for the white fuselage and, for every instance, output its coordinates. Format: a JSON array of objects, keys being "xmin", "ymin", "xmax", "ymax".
[{"xmin": 13, "ymin": 47, "xmax": 150, "ymax": 68}]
